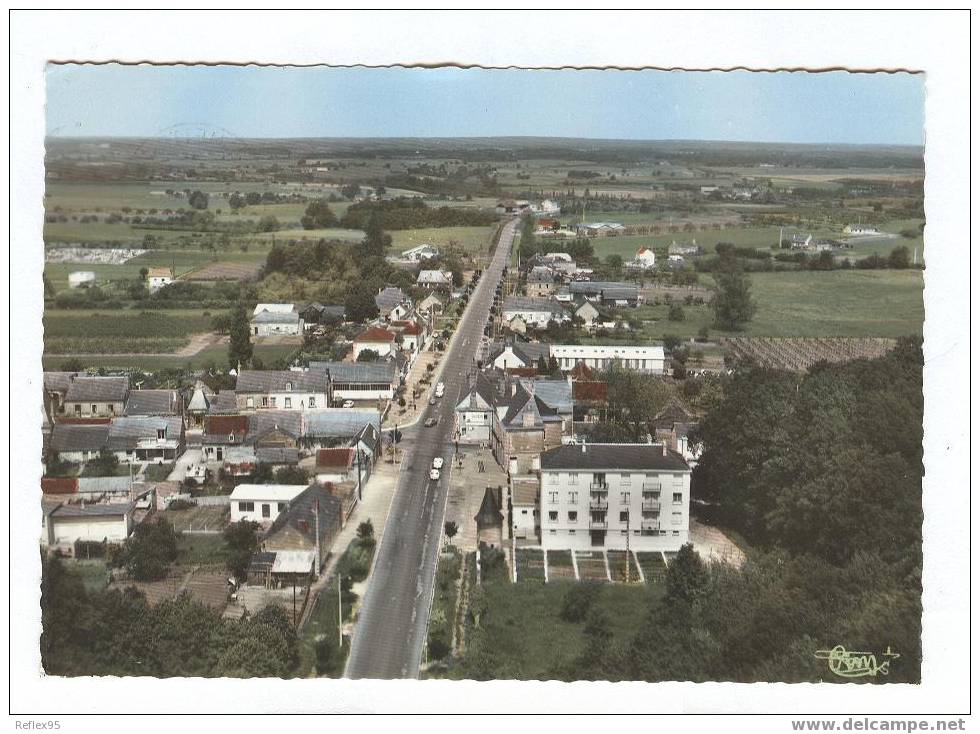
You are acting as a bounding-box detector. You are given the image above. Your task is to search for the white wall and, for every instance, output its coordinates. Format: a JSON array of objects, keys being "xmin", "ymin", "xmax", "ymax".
[
  {"xmin": 241, "ymin": 391, "xmax": 329, "ymax": 410},
  {"xmin": 231, "ymin": 497, "xmax": 290, "ymax": 524},
  {"xmin": 551, "ymin": 344, "xmax": 665, "ymax": 374},
  {"xmin": 353, "ymin": 341, "xmax": 393, "ymax": 359},
  {"xmin": 252, "ymin": 321, "xmax": 303, "ymax": 337},
  {"xmin": 50, "ymin": 514, "xmax": 131, "ymax": 545},
  {"xmin": 455, "ymin": 409, "xmax": 492, "ymax": 443},
  {"xmin": 512, "ymin": 503, "xmax": 537, "ymax": 539}
]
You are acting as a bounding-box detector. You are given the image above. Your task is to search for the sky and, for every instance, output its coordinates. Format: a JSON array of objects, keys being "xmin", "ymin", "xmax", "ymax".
[{"xmin": 45, "ymin": 65, "xmax": 925, "ymax": 145}]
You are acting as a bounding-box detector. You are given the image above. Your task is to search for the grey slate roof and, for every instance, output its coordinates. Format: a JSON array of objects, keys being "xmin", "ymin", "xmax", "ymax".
[
  {"xmin": 601, "ymin": 286, "xmax": 639, "ymax": 300},
  {"xmin": 64, "ymin": 376, "xmax": 129, "ymax": 403},
  {"xmin": 568, "ymin": 280, "xmax": 633, "ymax": 296},
  {"xmin": 251, "ymin": 309, "xmax": 301, "ymax": 325},
  {"xmin": 50, "ymin": 501, "xmax": 134, "ymax": 518},
  {"xmin": 488, "ymin": 340, "xmax": 551, "ymax": 367},
  {"xmin": 308, "ymin": 361, "xmax": 397, "ymax": 385},
  {"xmin": 107, "ymin": 416, "xmax": 183, "ymax": 450},
  {"xmin": 76, "ymin": 476, "xmax": 134, "ymax": 494},
  {"xmin": 375, "ymin": 287, "xmax": 409, "ymax": 312},
  {"xmin": 531, "ymin": 379, "xmax": 573, "ymax": 415},
  {"xmin": 44, "ymin": 372, "xmax": 77, "ymax": 394},
  {"xmin": 303, "ymin": 410, "xmax": 380, "ymax": 439},
  {"xmin": 503, "ymin": 296, "xmax": 564, "ymax": 314},
  {"xmin": 263, "ymin": 484, "xmax": 342, "ymax": 551},
  {"xmin": 124, "ymin": 389, "xmax": 179, "ymax": 416},
  {"xmin": 246, "ymin": 411, "xmax": 303, "ymax": 444},
  {"xmin": 498, "ymin": 382, "xmax": 560, "ymax": 428},
  {"xmin": 50, "ymin": 424, "xmax": 110, "ymax": 453},
  {"xmin": 256, "ymin": 447, "xmax": 301, "ymax": 465},
  {"xmin": 474, "ymin": 487, "xmax": 503, "ymax": 527},
  {"xmin": 540, "ymin": 443, "xmax": 690, "ymax": 472},
  {"xmin": 208, "ymin": 392, "xmax": 238, "ymax": 414},
  {"xmin": 236, "ymin": 370, "xmax": 330, "ymax": 394}
]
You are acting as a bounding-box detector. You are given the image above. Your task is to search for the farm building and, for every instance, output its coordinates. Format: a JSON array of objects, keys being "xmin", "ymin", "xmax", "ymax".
[
  {"xmin": 251, "ymin": 303, "xmax": 303, "ymax": 336},
  {"xmin": 68, "ymin": 271, "xmax": 96, "ymax": 288},
  {"xmin": 147, "ymin": 267, "xmax": 174, "ymax": 292},
  {"xmin": 401, "ymin": 244, "xmax": 439, "ymax": 262},
  {"xmin": 416, "ymin": 270, "xmax": 453, "ymax": 289}
]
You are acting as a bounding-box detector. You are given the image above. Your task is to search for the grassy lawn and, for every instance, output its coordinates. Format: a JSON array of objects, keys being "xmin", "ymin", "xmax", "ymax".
[
  {"xmin": 389, "ymin": 226, "xmax": 496, "ymax": 256},
  {"xmin": 446, "ymin": 580, "xmax": 658, "ymax": 680},
  {"xmin": 41, "ymin": 340, "xmax": 295, "ymax": 371},
  {"xmin": 143, "ymin": 463, "xmax": 175, "ymax": 482},
  {"xmin": 64, "ymin": 560, "xmax": 110, "ymax": 592},
  {"xmin": 176, "ymin": 533, "xmax": 229, "ymax": 567}
]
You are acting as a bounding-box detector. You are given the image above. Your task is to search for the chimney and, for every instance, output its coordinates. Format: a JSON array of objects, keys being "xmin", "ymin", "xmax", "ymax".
[
  {"xmin": 581, "ymin": 443, "xmax": 586, "ymax": 454},
  {"xmin": 662, "ymin": 443, "xmax": 667, "ymax": 457}
]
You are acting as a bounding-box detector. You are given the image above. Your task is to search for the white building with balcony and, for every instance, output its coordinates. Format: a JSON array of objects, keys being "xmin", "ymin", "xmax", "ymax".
[{"xmin": 538, "ymin": 443, "xmax": 691, "ymax": 552}]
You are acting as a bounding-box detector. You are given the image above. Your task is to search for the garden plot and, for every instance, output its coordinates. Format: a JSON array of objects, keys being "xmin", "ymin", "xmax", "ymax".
[
  {"xmin": 159, "ymin": 505, "xmax": 230, "ymax": 533},
  {"xmin": 574, "ymin": 551, "xmax": 609, "ymax": 582},
  {"xmin": 636, "ymin": 552, "xmax": 667, "ymax": 584},
  {"xmin": 514, "ymin": 548, "xmax": 545, "ymax": 582},
  {"xmin": 607, "ymin": 550, "xmax": 642, "ymax": 583},
  {"xmin": 545, "ymin": 550, "xmax": 576, "ymax": 581}
]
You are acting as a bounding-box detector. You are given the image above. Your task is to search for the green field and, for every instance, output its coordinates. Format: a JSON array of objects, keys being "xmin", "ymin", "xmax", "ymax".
[
  {"xmin": 43, "ymin": 309, "xmax": 222, "ymax": 354},
  {"xmin": 41, "ymin": 342, "xmax": 296, "ymax": 372},
  {"xmin": 446, "ymin": 580, "xmax": 657, "ymax": 680},
  {"xmin": 590, "ymin": 269, "xmax": 923, "ymax": 341}
]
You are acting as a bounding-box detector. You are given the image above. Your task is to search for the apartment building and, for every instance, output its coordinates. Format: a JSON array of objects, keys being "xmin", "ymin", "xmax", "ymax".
[{"xmin": 538, "ymin": 443, "xmax": 691, "ymax": 552}]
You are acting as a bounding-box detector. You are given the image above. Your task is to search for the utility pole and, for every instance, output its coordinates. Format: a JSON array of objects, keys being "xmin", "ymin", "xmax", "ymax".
[{"xmin": 337, "ymin": 575, "xmax": 343, "ymax": 648}]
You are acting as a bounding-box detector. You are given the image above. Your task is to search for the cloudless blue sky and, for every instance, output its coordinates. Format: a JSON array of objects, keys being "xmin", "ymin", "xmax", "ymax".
[{"xmin": 46, "ymin": 65, "xmax": 924, "ymax": 145}]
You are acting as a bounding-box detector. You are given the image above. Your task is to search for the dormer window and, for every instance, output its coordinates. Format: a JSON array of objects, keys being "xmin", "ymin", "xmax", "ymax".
[
  {"xmin": 285, "ymin": 382, "xmax": 292, "ymax": 391},
  {"xmin": 228, "ymin": 433, "xmax": 236, "ymax": 443},
  {"xmin": 157, "ymin": 428, "xmax": 166, "ymax": 440}
]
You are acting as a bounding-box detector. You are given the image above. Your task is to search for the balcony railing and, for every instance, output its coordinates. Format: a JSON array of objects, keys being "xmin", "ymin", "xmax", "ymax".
[
  {"xmin": 641, "ymin": 500, "xmax": 661, "ymax": 511},
  {"xmin": 641, "ymin": 519, "xmax": 660, "ymax": 531},
  {"xmin": 590, "ymin": 482, "xmax": 607, "ymax": 490},
  {"xmin": 642, "ymin": 483, "xmax": 661, "ymax": 491},
  {"xmin": 589, "ymin": 497, "xmax": 608, "ymax": 510},
  {"xmin": 589, "ymin": 519, "xmax": 608, "ymax": 529}
]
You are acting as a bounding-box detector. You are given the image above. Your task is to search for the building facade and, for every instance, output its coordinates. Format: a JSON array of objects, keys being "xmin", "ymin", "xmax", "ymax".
[{"xmin": 551, "ymin": 344, "xmax": 665, "ymax": 374}]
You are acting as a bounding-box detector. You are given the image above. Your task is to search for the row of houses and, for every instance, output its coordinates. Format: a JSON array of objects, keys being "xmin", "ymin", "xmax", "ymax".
[{"xmin": 487, "ymin": 339, "xmax": 666, "ymax": 374}]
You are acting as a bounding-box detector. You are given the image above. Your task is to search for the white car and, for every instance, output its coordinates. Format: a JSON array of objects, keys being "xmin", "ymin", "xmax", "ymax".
[
  {"xmin": 342, "ymin": 400, "xmax": 355, "ymax": 408},
  {"xmin": 432, "ymin": 457, "xmax": 444, "ymax": 470},
  {"xmin": 429, "ymin": 468, "xmax": 441, "ymax": 481}
]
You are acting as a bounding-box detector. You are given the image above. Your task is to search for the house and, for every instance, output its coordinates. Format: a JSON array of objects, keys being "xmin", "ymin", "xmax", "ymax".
[
  {"xmin": 529, "ymin": 378, "xmax": 574, "ymax": 433},
  {"xmin": 505, "ymin": 314, "xmax": 528, "ymax": 335},
  {"xmin": 490, "ymin": 378, "xmax": 566, "ymax": 475},
  {"xmin": 201, "ymin": 415, "xmax": 249, "ymax": 463},
  {"xmin": 63, "ymin": 376, "xmax": 130, "ymax": 418},
  {"xmin": 43, "ymin": 371, "xmax": 78, "ymax": 419},
  {"xmin": 389, "ymin": 319, "xmax": 428, "ymax": 354},
  {"xmin": 844, "ymin": 224, "xmax": 881, "ymax": 235},
  {"xmin": 306, "ymin": 361, "xmax": 398, "ymax": 403},
  {"xmin": 299, "ymin": 302, "xmax": 346, "ymax": 327},
  {"xmin": 230, "ymin": 484, "xmax": 308, "ymax": 524},
  {"xmin": 600, "ymin": 285, "xmax": 641, "ymax": 307},
  {"xmin": 374, "ymin": 287, "xmax": 413, "ymax": 321},
  {"xmin": 511, "ymin": 479, "xmax": 539, "ymax": 541},
  {"xmin": 147, "ymin": 267, "xmax": 174, "ymax": 293},
  {"xmin": 454, "ymin": 373, "xmax": 497, "ymax": 444},
  {"xmin": 49, "ymin": 423, "xmax": 111, "ymax": 464},
  {"xmin": 487, "ymin": 340, "xmax": 551, "ymax": 371},
  {"xmin": 42, "ymin": 475, "xmax": 135, "ymax": 500},
  {"xmin": 259, "ymin": 484, "xmax": 343, "ymax": 575},
  {"xmin": 626, "ymin": 247, "xmax": 657, "ymax": 271},
  {"xmin": 107, "ymin": 416, "xmax": 186, "ymax": 464},
  {"xmin": 668, "ymin": 241, "xmax": 700, "ymax": 257},
  {"xmin": 42, "ymin": 500, "xmax": 135, "ymax": 548},
  {"xmin": 574, "ymin": 301, "xmax": 602, "ymax": 328},
  {"xmin": 401, "ymin": 244, "xmax": 439, "ymax": 262},
  {"xmin": 251, "ymin": 303, "xmax": 303, "ymax": 337},
  {"xmin": 572, "ymin": 222, "xmax": 626, "ymax": 237},
  {"xmin": 474, "ymin": 486, "xmax": 505, "ymax": 548},
  {"xmin": 790, "ymin": 233, "xmax": 813, "ymax": 250},
  {"xmin": 301, "ymin": 410, "xmax": 382, "ymax": 451},
  {"xmin": 235, "ymin": 370, "xmax": 331, "ymax": 412},
  {"xmin": 314, "ymin": 447, "xmax": 359, "ymax": 485},
  {"xmin": 185, "ymin": 381, "xmax": 213, "ymax": 426},
  {"xmin": 353, "ymin": 327, "xmax": 397, "ymax": 360},
  {"xmin": 416, "ymin": 270, "xmax": 453, "ymax": 289},
  {"xmin": 526, "ymin": 267, "xmax": 558, "ymax": 297},
  {"xmin": 124, "ymin": 389, "xmax": 181, "ymax": 417},
  {"xmin": 501, "ymin": 296, "xmax": 569, "ymax": 329},
  {"xmin": 417, "ymin": 293, "xmax": 444, "ymax": 316},
  {"xmin": 68, "ymin": 271, "xmax": 97, "ymax": 288},
  {"xmin": 667, "ymin": 255, "xmax": 686, "ymax": 268},
  {"xmin": 212, "ymin": 411, "xmax": 304, "ymax": 474},
  {"xmin": 550, "ymin": 344, "xmax": 665, "ymax": 374},
  {"xmin": 207, "ymin": 391, "xmax": 238, "ymax": 415},
  {"xmin": 538, "ymin": 442, "xmax": 691, "ymax": 552}
]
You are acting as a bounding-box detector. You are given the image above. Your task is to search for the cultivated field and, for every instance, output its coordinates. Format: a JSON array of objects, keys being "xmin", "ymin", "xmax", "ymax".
[
  {"xmin": 725, "ymin": 337, "xmax": 897, "ymax": 372},
  {"xmin": 43, "ymin": 309, "xmax": 223, "ymax": 354}
]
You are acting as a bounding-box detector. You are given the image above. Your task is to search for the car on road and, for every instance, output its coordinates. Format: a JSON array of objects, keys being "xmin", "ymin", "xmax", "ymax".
[
  {"xmin": 342, "ymin": 400, "xmax": 355, "ymax": 408},
  {"xmin": 432, "ymin": 457, "xmax": 444, "ymax": 470},
  {"xmin": 423, "ymin": 416, "xmax": 441, "ymax": 427},
  {"xmin": 429, "ymin": 468, "xmax": 441, "ymax": 481},
  {"xmin": 435, "ymin": 382, "xmax": 445, "ymax": 398},
  {"xmin": 429, "ymin": 397, "xmax": 436, "ymax": 405}
]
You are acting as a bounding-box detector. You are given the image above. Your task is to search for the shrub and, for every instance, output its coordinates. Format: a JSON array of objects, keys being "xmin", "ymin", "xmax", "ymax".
[{"xmin": 559, "ymin": 581, "xmax": 602, "ymax": 623}]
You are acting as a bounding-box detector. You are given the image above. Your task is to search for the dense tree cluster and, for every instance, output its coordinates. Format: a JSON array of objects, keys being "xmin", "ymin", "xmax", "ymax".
[
  {"xmin": 41, "ymin": 556, "xmax": 299, "ymax": 678},
  {"xmin": 340, "ymin": 198, "xmax": 496, "ymax": 231}
]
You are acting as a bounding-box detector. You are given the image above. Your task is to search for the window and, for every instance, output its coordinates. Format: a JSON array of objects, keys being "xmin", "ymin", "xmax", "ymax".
[
  {"xmin": 278, "ymin": 502, "xmax": 286, "ymax": 512},
  {"xmin": 621, "ymin": 530, "xmax": 628, "ymax": 536},
  {"xmin": 157, "ymin": 428, "xmax": 166, "ymax": 440},
  {"xmin": 228, "ymin": 433, "xmax": 236, "ymax": 442},
  {"xmin": 672, "ymin": 530, "xmax": 680, "ymax": 536},
  {"xmin": 91, "ymin": 404, "xmax": 97, "ymax": 414},
  {"xmin": 521, "ymin": 509, "xmax": 528, "ymax": 515},
  {"xmin": 262, "ymin": 504, "xmax": 271, "ymax": 518},
  {"xmin": 261, "ymin": 397, "xmax": 269, "ymax": 407},
  {"xmin": 284, "ymin": 397, "xmax": 292, "ymax": 409},
  {"xmin": 108, "ymin": 404, "xmax": 115, "ymax": 415},
  {"xmin": 270, "ymin": 397, "xmax": 277, "ymax": 407},
  {"xmin": 672, "ymin": 511, "xmax": 682, "ymax": 526},
  {"xmin": 592, "ymin": 472, "xmax": 606, "ymax": 486},
  {"xmin": 285, "ymin": 382, "xmax": 292, "ymax": 391},
  {"xmin": 549, "ymin": 529, "xmax": 557, "ymax": 535},
  {"xmin": 621, "ymin": 474, "xmax": 631, "ymax": 486},
  {"xmin": 568, "ymin": 511, "xmax": 578, "ymax": 523},
  {"xmin": 619, "ymin": 510, "xmax": 629, "ymax": 523},
  {"xmin": 238, "ymin": 501, "xmax": 254, "ymax": 512},
  {"xmin": 548, "ymin": 491, "xmax": 559, "ymax": 504},
  {"xmin": 74, "ymin": 404, "xmax": 81, "ymax": 416},
  {"xmin": 568, "ymin": 473, "xmax": 578, "ymax": 485},
  {"xmin": 547, "ymin": 473, "xmax": 558, "ymax": 485},
  {"xmin": 246, "ymin": 397, "xmax": 255, "ymax": 409},
  {"xmin": 548, "ymin": 511, "xmax": 558, "ymax": 522},
  {"xmin": 568, "ymin": 491, "xmax": 578, "ymax": 504},
  {"xmin": 620, "ymin": 491, "xmax": 631, "ymax": 504},
  {"xmin": 309, "ymin": 397, "xmax": 316, "ymax": 408},
  {"xmin": 569, "ymin": 530, "xmax": 576, "ymax": 535},
  {"xmin": 673, "ymin": 492, "xmax": 683, "ymax": 504}
]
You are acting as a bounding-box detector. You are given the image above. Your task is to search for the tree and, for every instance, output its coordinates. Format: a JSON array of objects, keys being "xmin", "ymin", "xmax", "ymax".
[
  {"xmin": 356, "ymin": 349, "xmax": 380, "ymax": 363},
  {"xmin": 560, "ymin": 581, "xmax": 602, "ymax": 623},
  {"xmin": 360, "ymin": 214, "xmax": 392, "ymax": 261},
  {"xmin": 712, "ymin": 257, "xmax": 757, "ymax": 331},
  {"xmin": 139, "ymin": 267, "xmax": 149, "ymax": 281},
  {"xmin": 114, "ymin": 517, "xmax": 180, "ymax": 581},
  {"xmin": 257, "ymin": 215, "xmax": 280, "ymax": 232},
  {"xmin": 228, "ymin": 302, "xmax": 253, "ymax": 369},
  {"xmin": 668, "ymin": 303, "xmax": 685, "ymax": 321},
  {"xmin": 188, "ymin": 190, "xmax": 209, "ymax": 210},
  {"xmin": 665, "ymin": 543, "xmax": 708, "ymax": 607},
  {"xmin": 300, "ymin": 199, "xmax": 338, "ymax": 230},
  {"xmin": 443, "ymin": 521, "xmax": 458, "ymax": 540},
  {"xmin": 888, "ymin": 245, "xmax": 912, "ymax": 269},
  {"xmin": 223, "ymin": 521, "xmax": 260, "ymax": 581},
  {"xmin": 345, "ymin": 282, "xmax": 379, "ymax": 323},
  {"xmin": 357, "ymin": 520, "xmax": 375, "ymax": 540},
  {"xmin": 274, "ymin": 466, "xmax": 309, "ymax": 485},
  {"xmin": 662, "ymin": 334, "xmax": 681, "ymax": 353},
  {"xmin": 86, "ymin": 448, "xmax": 119, "ymax": 476}
]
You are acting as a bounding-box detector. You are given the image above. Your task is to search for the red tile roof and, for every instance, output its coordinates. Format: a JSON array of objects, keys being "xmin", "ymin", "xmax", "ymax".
[
  {"xmin": 572, "ymin": 381, "xmax": 608, "ymax": 402},
  {"xmin": 569, "ymin": 362, "xmax": 596, "ymax": 380},
  {"xmin": 205, "ymin": 414, "xmax": 249, "ymax": 438},
  {"xmin": 355, "ymin": 327, "xmax": 396, "ymax": 343},
  {"xmin": 316, "ymin": 447, "xmax": 355, "ymax": 470},
  {"xmin": 506, "ymin": 367, "xmax": 538, "ymax": 377},
  {"xmin": 42, "ymin": 477, "xmax": 78, "ymax": 495}
]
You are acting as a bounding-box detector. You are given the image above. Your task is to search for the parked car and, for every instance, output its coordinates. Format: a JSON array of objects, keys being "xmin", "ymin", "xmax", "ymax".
[
  {"xmin": 432, "ymin": 457, "xmax": 444, "ymax": 470},
  {"xmin": 342, "ymin": 400, "xmax": 355, "ymax": 408},
  {"xmin": 429, "ymin": 468, "xmax": 441, "ymax": 481},
  {"xmin": 424, "ymin": 416, "xmax": 440, "ymax": 427}
]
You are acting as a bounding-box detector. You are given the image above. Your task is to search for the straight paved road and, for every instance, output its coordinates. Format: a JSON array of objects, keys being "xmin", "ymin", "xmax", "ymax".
[{"xmin": 345, "ymin": 219, "xmax": 517, "ymax": 679}]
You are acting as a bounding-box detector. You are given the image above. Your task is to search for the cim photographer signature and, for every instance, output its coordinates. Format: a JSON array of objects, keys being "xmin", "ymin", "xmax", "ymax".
[{"xmin": 814, "ymin": 645, "xmax": 900, "ymax": 678}]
